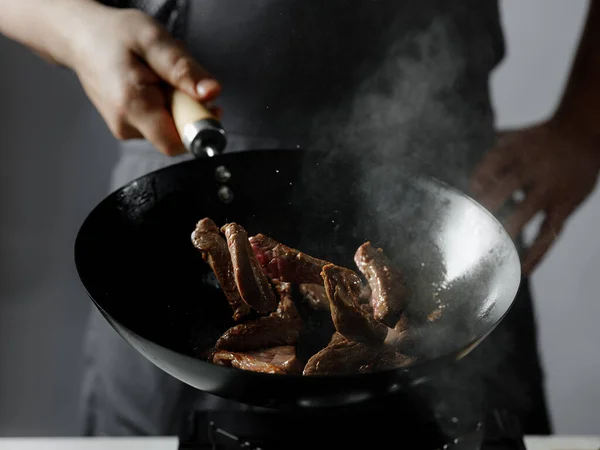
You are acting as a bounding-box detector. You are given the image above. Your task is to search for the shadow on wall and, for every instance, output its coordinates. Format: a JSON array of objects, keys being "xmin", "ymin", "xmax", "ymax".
[{"xmin": 0, "ymin": 36, "xmax": 118, "ymax": 436}]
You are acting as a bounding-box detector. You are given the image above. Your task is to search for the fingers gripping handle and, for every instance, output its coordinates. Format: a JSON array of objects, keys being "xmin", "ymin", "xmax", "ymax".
[{"xmin": 170, "ymin": 90, "xmax": 227, "ymax": 158}]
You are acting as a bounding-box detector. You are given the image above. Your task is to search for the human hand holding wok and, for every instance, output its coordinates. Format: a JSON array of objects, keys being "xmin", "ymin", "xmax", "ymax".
[
  {"xmin": 470, "ymin": 120, "xmax": 600, "ymax": 276},
  {"xmin": 65, "ymin": 4, "xmax": 221, "ymax": 156}
]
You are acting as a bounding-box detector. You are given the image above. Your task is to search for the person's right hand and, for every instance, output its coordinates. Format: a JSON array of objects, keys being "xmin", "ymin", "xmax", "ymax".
[{"xmin": 66, "ymin": 5, "xmax": 221, "ymax": 156}]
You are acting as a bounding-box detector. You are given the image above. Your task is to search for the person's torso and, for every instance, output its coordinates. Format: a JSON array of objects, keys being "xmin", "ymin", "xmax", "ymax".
[{"xmin": 118, "ymin": 1, "xmax": 505, "ymax": 192}]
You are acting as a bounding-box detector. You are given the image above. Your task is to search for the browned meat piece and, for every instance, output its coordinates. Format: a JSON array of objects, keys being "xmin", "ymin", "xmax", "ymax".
[
  {"xmin": 213, "ymin": 346, "xmax": 302, "ymax": 374},
  {"xmin": 354, "ymin": 242, "xmax": 406, "ymax": 327},
  {"xmin": 303, "ymin": 335, "xmax": 414, "ymax": 376},
  {"xmin": 303, "ymin": 339, "xmax": 374, "ymax": 375},
  {"xmin": 321, "ymin": 264, "xmax": 388, "ymax": 345},
  {"xmin": 222, "ymin": 223, "xmax": 278, "ymax": 315},
  {"xmin": 249, "ymin": 234, "xmax": 329, "ymax": 285},
  {"xmin": 299, "ymin": 284, "xmax": 330, "ymax": 311},
  {"xmin": 328, "ymin": 331, "xmax": 348, "ymax": 346},
  {"xmin": 191, "ymin": 218, "xmax": 250, "ymax": 321},
  {"xmin": 215, "ymin": 314, "xmax": 301, "ymax": 351},
  {"xmin": 380, "ymin": 315, "xmax": 422, "ymax": 357},
  {"xmin": 216, "ymin": 281, "xmax": 302, "ymax": 352},
  {"xmin": 380, "ymin": 316, "xmax": 411, "ymax": 348}
]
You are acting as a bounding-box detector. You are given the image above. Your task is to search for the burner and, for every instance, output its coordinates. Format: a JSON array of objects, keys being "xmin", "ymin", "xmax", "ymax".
[
  {"xmin": 178, "ymin": 390, "xmax": 448, "ymax": 450},
  {"xmin": 179, "ymin": 410, "xmax": 444, "ymax": 450},
  {"xmin": 178, "ymin": 407, "xmax": 526, "ymax": 450}
]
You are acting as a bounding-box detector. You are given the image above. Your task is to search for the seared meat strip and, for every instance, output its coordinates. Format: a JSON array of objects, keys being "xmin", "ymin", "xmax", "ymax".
[
  {"xmin": 213, "ymin": 345, "xmax": 302, "ymax": 374},
  {"xmin": 215, "ymin": 282, "xmax": 302, "ymax": 352},
  {"xmin": 249, "ymin": 234, "xmax": 328, "ymax": 285},
  {"xmin": 222, "ymin": 223, "xmax": 278, "ymax": 315},
  {"xmin": 191, "ymin": 218, "xmax": 250, "ymax": 321},
  {"xmin": 327, "ymin": 332, "xmax": 347, "ymax": 346},
  {"xmin": 321, "ymin": 264, "xmax": 388, "ymax": 345},
  {"xmin": 215, "ymin": 314, "xmax": 300, "ymax": 351},
  {"xmin": 303, "ymin": 333, "xmax": 414, "ymax": 376},
  {"xmin": 299, "ymin": 284, "xmax": 330, "ymax": 312},
  {"xmin": 303, "ymin": 336, "xmax": 374, "ymax": 375},
  {"xmin": 387, "ymin": 316, "xmax": 430, "ymax": 357},
  {"xmin": 354, "ymin": 242, "xmax": 406, "ymax": 327}
]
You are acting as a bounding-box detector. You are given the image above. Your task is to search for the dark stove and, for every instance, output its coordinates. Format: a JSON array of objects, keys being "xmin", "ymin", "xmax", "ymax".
[{"xmin": 178, "ymin": 404, "xmax": 526, "ymax": 450}]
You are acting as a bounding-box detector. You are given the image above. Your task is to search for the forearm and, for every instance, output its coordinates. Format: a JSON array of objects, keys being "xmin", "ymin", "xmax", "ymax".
[
  {"xmin": 553, "ymin": 1, "xmax": 600, "ymax": 146},
  {"xmin": 0, "ymin": 0, "xmax": 108, "ymax": 67}
]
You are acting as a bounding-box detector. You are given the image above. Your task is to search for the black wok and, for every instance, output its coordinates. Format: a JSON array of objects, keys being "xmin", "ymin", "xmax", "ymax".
[{"xmin": 74, "ymin": 142, "xmax": 521, "ymax": 409}]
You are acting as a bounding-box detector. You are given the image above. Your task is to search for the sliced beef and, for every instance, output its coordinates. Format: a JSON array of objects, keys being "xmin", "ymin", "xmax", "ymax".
[
  {"xmin": 222, "ymin": 223, "xmax": 278, "ymax": 315},
  {"xmin": 303, "ymin": 337, "xmax": 374, "ymax": 375},
  {"xmin": 387, "ymin": 319, "xmax": 433, "ymax": 357},
  {"xmin": 216, "ymin": 281, "xmax": 302, "ymax": 352},
  {"xmin": 303, "ymin": 333, "xmax": 414, "ymax": 376},
  {"xmin": 215, "ymin": 315, "xmax": 300, "ymax": 352},
  {"xmin": 328, "ymin": 331, "xmax": 347, "ymax": 346},
  {"xmin": 213, "ymin": 345, "xmax": 302, "ymax": 374},
  {"xmin": 321, "ymin": 264, "xmax": 388, "ymax": 345},
  {"xmin": 380, "ymin": 316, "xmax": 411, "ymax": 349},
  {"xmin": 354, "ymin": 242, "xmax": 406, "ymax": 327},
  {"xmin": 299, "ymin": 284, "xmax": 330, "ymax": 312},
  {"xmin": 249, "ymin": 234, "xmax": 329, "ymax": 285},
  {"xmin": 191, "ymin": 218, "xmax": 250, "ymax": 321}
]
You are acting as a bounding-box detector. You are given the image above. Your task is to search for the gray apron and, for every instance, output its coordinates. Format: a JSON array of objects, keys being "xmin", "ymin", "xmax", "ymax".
[{"xmin": 81, "ymin": 0, "xmax": 550, "ymax": 436}]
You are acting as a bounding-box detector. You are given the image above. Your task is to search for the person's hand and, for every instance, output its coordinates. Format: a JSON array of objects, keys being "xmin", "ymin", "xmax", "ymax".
[
  {"xmin": 65, "ymin": 5, "xmax": 221, "ymax": 156},
  {"xmin": 470, "ymin": 120, "xmax": 600, "ymax": 275}
]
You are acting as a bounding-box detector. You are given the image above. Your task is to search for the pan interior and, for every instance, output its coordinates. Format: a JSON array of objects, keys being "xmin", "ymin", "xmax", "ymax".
[{"xmin": 75, "ymin": 149, "xmax": 520, "ymax": 374}]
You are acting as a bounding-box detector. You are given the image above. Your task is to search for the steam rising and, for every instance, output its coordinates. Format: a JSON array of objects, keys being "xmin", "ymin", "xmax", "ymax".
[
  {"xmin": 295, "ymin": 16, "xmax": 535, "ymax": 436},
  {"xmin": 308, "ymin": 18, "xmax": 490, "ymax": 192}
]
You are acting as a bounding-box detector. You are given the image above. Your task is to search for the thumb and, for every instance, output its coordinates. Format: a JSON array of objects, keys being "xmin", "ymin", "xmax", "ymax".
[{"xmin": 135, "ymin": 26, "xmax": 221, "ymax": 102}]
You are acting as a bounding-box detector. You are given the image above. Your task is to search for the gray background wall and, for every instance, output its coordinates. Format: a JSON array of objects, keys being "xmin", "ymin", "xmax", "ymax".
[{"xmin": 0, "ymin": 0, "xmax": 597, "ymax": 436}]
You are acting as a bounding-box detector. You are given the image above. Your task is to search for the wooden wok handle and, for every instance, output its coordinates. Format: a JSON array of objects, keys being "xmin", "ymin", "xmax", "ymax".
[{"xmin": 170, "ymin": 90, "xmax": 227, "ymax": 158}]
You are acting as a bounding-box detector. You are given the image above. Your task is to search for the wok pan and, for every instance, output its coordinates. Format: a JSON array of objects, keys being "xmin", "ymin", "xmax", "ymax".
[{"xmin": 74, "ymin": 92, "xmax": 521, "ymax": 409}]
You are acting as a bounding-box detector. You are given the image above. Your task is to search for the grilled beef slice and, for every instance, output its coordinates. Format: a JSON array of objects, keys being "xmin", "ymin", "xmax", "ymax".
[
  {"xmin": 321, "ymin": 264, "xmax": 388, "ymax": 345},
  {"xmin": 249, "ymin": 234, "xmax": 329, "ymax": 285},
  {"xmin": 222, "ymin": 223, "xmax": 278, "ymax": 315},
  {"xmin": 354, "ymin": 242, "xmax": 406, "ymax": 327},
  {"xmin": 191, "ymin": 218, "xmax": 251, "ymax": 321},
  {"xmin": 213, "ymin": 345, "xmax": 302, "ymax": 374},
  {"xmin": 215, "ymin": 282, "xmax": 302, "ymax": 352},
  {"xmin": 303, "ymin": 333, "xmax": 414, "ymax": 376}
]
